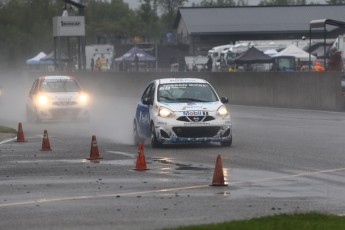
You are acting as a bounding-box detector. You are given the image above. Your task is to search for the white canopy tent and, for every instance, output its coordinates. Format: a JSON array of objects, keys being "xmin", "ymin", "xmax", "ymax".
[
  {"xmin": 273, "ymin": 44, "xmax": 317, "ymax": 61},
  {"xmin": 26, "ymin": 52, "xmax": 47, "ymax": 64},
  {"xmin": 264, "ymin": 49, "xmax": 278, "ymax": 57}
]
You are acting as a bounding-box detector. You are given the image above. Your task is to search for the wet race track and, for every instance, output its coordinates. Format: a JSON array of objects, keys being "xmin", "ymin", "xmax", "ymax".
[{"xmin": 1, "ymin": 73, "xmax": 345, "ymax": 230}]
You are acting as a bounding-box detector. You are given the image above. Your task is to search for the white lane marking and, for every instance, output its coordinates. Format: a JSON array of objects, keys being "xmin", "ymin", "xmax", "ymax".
[
  {"xmin": 1, "ymin": 167, "xmax": 345, "ymax": 208},
  {"xmin": 0, "ymin": 137, "xmax": 16, "ymax": 145},
  {"xmin": 107, "ymin": 150, "xmax": 136, "ymax": 158}
]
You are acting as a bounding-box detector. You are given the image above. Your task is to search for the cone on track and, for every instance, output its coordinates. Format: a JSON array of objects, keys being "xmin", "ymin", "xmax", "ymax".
[
  {"xmin": 211, "ymin": 154, "xmax": 228, "ymax": 186},
  {"xmin": 40, "ymin": 130, "xmax": 51, "ymax": 151},
  {"xmin": 15, "ymin": 122, "xmax": 26, "ymax": 142},
  {"xmin": 86, "ymin": 135, "xmax": 102, "ymax": 161},
  {"xmin": 133, "ymin": 143, "xmax": 148, "ymax": 171}
]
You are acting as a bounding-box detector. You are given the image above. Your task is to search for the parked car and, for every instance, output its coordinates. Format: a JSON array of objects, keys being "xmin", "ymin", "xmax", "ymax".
[
  {"xmin": 26, "ymin": 75, "xmax": 90, "ymax": 122},
  {"xmin": 133, "ymin": 78, "xmax": 232, "ymax": 147}
]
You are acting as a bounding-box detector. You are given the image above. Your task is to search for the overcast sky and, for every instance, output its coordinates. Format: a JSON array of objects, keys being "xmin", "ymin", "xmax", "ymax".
[{"xmin": 123, "ymin": 0, "xmax": 326, "ymax": 10}]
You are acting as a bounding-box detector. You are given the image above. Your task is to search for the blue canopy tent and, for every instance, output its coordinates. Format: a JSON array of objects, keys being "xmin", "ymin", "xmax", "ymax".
[{"xmin": 115, "ymin": 47, "xmax": 156, "ymax": 71}]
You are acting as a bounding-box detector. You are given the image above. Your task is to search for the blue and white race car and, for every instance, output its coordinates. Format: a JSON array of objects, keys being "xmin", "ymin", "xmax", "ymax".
[{"xmin": 133, "ymin": 78, "xmax": 232, "ymax": 147}]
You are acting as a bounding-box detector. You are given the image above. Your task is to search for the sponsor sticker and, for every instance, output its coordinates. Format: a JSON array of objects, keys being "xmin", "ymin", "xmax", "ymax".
[
  {"xmin": 184, "ymin": 122, "xmax": 210, "ymax": 126},
  {"xmin": 183, "ymin": 111, "xmax": 208, "ymax": 116}
]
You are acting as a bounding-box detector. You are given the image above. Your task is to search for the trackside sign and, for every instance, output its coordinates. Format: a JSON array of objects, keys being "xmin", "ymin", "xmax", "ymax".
[{"xmin": 53, "ymin": 16, "xmax": 85, "ymax": 36}]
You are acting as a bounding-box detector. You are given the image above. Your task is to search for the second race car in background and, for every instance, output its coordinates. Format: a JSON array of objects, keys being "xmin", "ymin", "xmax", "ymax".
[{"xmin": 26, "ymin": 75, "xmax": 90, "ymax": 122}]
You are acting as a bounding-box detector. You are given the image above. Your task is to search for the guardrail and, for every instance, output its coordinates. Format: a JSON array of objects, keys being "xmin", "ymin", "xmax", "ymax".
[{"xmin": 24, "ymin": 71, "xmax": 345, "ymax": 111}]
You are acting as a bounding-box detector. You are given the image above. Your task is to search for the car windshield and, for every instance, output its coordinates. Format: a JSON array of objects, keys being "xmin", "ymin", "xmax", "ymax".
[
  {"xmin": 40, "ymin": 79, "xmax": 80, "ymax": 92},
  {"xmin": 157, "ymin": 83, "xmax": 218, "ymax": 103}
]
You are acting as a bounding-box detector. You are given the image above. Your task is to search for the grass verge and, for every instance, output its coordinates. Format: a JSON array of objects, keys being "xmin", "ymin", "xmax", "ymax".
[
  {"xmin": 0, "ymin": 126, "xmax": 17, "ymax": 134},
  {"xmin": 164, "ymin": 212, "xmax": 345, "ymax": 230}
]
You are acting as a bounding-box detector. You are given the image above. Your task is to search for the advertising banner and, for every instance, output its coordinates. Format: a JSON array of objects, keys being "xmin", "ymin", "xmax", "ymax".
[{"xmin": 53, "ymin": 16, "xmax": 85, "ymax": 37}]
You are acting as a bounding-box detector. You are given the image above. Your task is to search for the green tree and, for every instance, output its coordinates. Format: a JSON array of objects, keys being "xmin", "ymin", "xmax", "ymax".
[
  {"xmin": 259, "ymin": 0, "xmax": 302, "ymax": 5},
  {"xmin": 156, "ymin": 0, "xmax": 187, "ymax": 30},
  {"xmin": 135, "ymin": 0, "xmax": 162, "ymax": 42},
  {"xmin": 198, "ymin": 0, "xmax": 237, "ymax": 7},
  {"xmin": 0, "ymin": 0, "xmax": 62, "ymax": 68},
  {"xmin": 85, "ymin": 0, "xmax": 137, "ymax": 44}
]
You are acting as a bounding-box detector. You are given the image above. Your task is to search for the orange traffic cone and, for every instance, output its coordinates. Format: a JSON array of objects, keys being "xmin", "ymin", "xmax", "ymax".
[
  {"xmin": 86, "ymin": 135, "xmax": 102, "ymax": 160},
  {"xmin": 15, "ymin": 122, "xmax": 26, "ymax": 142},
  {"xmin": 133, "ymin": 143, "xmax": 148, "ymax": 171},
  {"xmin": 40, "ymin": 130, "xmax": 51, "ymax": 151},
  {"xmin": 211, "ymin": 154, "xmax": 228, "ymax": 186}
]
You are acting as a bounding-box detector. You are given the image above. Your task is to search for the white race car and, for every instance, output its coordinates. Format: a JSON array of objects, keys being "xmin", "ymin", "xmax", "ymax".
[
  {"xmin": 133, "ymin": 78, "xmax": 232, "ymax": 147},
  {"xmin": 26, "ymin": 75, "xmax": 90, "ymax": 122}
]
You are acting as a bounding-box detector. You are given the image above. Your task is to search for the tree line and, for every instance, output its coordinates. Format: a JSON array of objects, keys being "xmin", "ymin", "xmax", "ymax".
[{"xmin": 0, "ymin": 0, "xmax": 342, "ymax": 69}]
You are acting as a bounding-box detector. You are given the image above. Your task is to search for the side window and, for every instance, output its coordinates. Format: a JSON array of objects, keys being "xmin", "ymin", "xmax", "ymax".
[
  {"xmin": 30, "ymin": 80, "xmax": 39, "ymax": 93},
  {"xmin": 148, "ymin": 84, "xmax": 155, "ymax": 100},
  {"xmin": 141, "ymin": 83, "xmax": 154, "ymax": 100}
]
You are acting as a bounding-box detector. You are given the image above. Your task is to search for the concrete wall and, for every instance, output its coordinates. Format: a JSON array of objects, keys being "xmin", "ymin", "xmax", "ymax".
[{"xmin": 32, "ymin": 71, "xmax": 345, "ymax": 111}]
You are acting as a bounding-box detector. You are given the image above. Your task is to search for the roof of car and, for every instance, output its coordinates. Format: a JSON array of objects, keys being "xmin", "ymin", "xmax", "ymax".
[
  {"xmin": 158, "ymin": 78, "xmax": 207, "ymax": 84},
  {"xmin": 39, "ymin": 76, "xmax": 75, "ymax": 80}
]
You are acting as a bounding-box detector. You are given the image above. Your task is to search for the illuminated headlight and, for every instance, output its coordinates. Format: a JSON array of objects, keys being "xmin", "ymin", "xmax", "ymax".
[
  {"xmin": 158, "ymin": 107, "xmax": 175, "ymax": 118},
  {"xmin": 78, "ymin": 93, "xmax": 89, "ymax": 105},
  {"xmin": 217, "ymin": 105, "xmax": 229, "ymax": 117},
  {"xmin": 37, "ymin": 95, "xmax": 49, "ymax": 106}
]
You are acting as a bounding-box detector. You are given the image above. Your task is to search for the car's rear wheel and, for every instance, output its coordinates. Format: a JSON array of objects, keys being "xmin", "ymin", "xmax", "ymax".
[
  {"xmin": 220, "ymin": 137, "xmax": 232, "ymax": 147},
  {"xmin": 133, "ymin": 120, "xmax": 143, "ymax": 145},
  {"xmin": 151, "ymin": 123, "xmax": 162, "ymax": 148}
]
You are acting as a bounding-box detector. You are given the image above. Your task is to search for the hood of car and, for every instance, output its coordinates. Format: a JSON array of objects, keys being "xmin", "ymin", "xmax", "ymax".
[{"xmin": 158, "ymin": 101, "xmax": 222, "ymax": 112}]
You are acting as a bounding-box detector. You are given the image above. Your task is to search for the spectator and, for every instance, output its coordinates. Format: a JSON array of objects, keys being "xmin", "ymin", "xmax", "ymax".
[
  {"xmin": 206, "ymin": 56, "xmax": 212, "ymax": 71},
  {"xmin": 95, "ymin": 57, "xmax": 101, "ymax": 71},
  {"xmin": 134, "ymin": 54, "xmax": 139, "ymax": 71},
  {"xmin": 312, "ymin": 61, "xmax": 325, "ymax": 72},
  {"xmin": 90, "ymin": 56, "xmax": 95, "ymax": 72},
  {"xmin": 327, "ymin": 47, "xmax": 343, "ymax": 71},
  {"xmin": 62, "ymin": 6, "xmax": 68, "ymax": 17}
]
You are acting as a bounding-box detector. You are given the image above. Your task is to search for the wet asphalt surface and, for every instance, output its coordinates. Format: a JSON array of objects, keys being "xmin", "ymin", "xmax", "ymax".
[
  {"xmin": 1, "ymin": 73, "xmax": 345, "ymax": 229},
  {"xmin": 1, "ymin": 104, "xmax": 345, "ymax": 230}
]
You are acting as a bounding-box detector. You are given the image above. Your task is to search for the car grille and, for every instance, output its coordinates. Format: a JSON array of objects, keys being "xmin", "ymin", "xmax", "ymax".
[
  {"xmin": 172, "ymin": 126, "xmax": 220, "ymax": 138},
  {"xmin": 177, "ymin": 116, "xmax": 215, "ymax": 122},
  {"xmin": 53, "ymin": 101, "xmax": 77, "ymax": 106},
  {"xmin": 49, "ymin": 108, "xmax": 81, "ymax": 118}
]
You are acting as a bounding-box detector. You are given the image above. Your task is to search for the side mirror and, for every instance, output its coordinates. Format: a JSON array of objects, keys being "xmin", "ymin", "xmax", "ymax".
[
  {"xmin": 142, "ymin": 97, "xmax": 153, "ymax": 105},
  {"xmin": 220, "ymin": 96, "xmax": 229, "ymax": 104}
]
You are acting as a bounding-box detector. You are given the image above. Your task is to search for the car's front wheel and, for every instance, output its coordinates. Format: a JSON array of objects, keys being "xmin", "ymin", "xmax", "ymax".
[
  {"xmin": 220, "ymin": 137, "xmax": 232, "ymax": 147},
  {"xmin": 151, "ymin": 123, "xmax": 162, "ymax": 148},
  {"xmin": 26, "ymin": 106, "xmax": 40, "ymax": 123}
]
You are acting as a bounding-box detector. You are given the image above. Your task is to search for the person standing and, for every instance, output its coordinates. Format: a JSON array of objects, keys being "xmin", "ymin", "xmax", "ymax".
[
  {"xmin": 327, "ymin": 47, "xmax": 343, "ymax": 71},
  {"xmin": 312, "ymin": 61, "xmax": 325, "ymax": 72},
  {"xmin": 62, "ymin": 6, "xmax": 68, "ymax": 17},
  {"xmin": 90, "ymin": 56, "xmax": 95, "ymax": 72},
  {"xmin": 206, "ymin": 56, "xmax": 213, "ymax": 71},
  {"xmin": 134, "ymin": 54, "xmax": 139, "ymax": 71}
]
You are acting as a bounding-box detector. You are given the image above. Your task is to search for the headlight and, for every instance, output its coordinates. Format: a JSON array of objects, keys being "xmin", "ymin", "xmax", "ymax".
[
  {"xmin": 37, "ymin": 94, "xmax": 49, "ymax": 106},
  {"xmin": 158, "ymin": 107, "xmax": 175, "ymax": 118},
  {"xmin": 78, "ymin": 93, "xmax": 89, "ymax": 105},
  {"xmin": 217, "ymin": 105, "xmax": 229, "ymax": 117}
]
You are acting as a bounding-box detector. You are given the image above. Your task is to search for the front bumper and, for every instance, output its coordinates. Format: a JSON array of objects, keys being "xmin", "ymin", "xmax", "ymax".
[
  {"xmin": 154, "ymin": 117, "xmax": 232, "ymax": 144},
  {"xmin": 36, "ymin": 105, "xmax": 89, "ymax": 121}
]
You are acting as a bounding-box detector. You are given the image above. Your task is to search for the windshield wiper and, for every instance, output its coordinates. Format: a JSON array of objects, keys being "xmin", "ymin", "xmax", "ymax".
[
  {"xmin": 159, "ymin": 96, "xmax": 176, "ymax": 102},
  {"xmin": 177, "ymin": 97, "xmax": 208, "ymax": 102}
]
